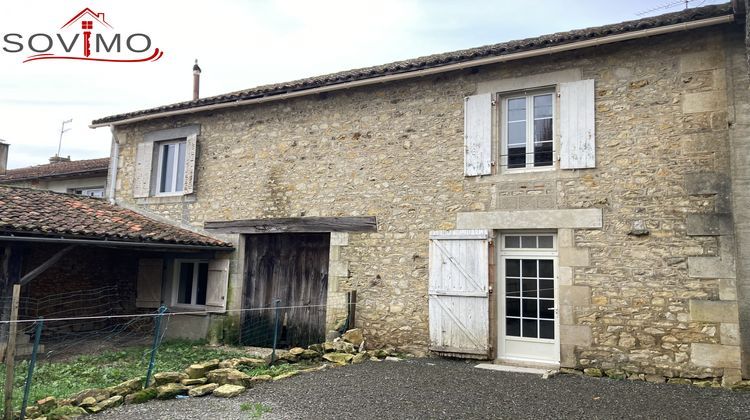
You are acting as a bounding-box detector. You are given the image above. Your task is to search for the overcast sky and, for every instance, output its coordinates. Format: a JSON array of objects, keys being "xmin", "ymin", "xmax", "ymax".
[{"xmin": 0, "ymin": 0, "xmax": 725, "ymax": 169}]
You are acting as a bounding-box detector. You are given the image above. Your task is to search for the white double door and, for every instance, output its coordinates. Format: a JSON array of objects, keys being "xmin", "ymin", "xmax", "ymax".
[{"xmin": 497, "ymin": 233, "xmax": 559, "ymax": 365}]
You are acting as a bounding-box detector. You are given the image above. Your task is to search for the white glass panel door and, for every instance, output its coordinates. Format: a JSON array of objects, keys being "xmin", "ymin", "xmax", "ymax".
[{"xmin": 498, "ymin": 234, "xmax": 559, "ymax": 365}]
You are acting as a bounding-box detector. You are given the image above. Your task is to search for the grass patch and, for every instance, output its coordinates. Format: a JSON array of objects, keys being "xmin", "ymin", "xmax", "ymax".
[
  {"xmin": 0, "ymin": 340, "xmax": 249, "ymax": 413},
  {"xmin": 240, "ymin": 402, "xmax": 272, "ymax": 419},
  {"xmin": 239, "ymin": 362, "xmax": 312, "ymax": 378}
]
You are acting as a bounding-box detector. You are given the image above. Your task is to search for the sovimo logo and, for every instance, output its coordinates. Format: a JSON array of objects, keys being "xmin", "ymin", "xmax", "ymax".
[{"xmin": 2, "ymin": 8, "xmax": 164, "ymax": 63}]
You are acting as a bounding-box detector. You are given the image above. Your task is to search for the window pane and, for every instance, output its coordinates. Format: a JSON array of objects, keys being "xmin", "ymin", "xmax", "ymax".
[
  {"xmin": 506, "ymin": 278, "xmax": 520, "ymax": 297},
  {"xmin": 538, "ymin": 235, "xmax": 553, "ymax": 249},
  {"xmin": 522, "ymin": 319, "xmax": 538, "ymax": 338},
  {"xmin": 540, "ymin": 279, "xmax": 554, "ymax": 299},
  {"xmin": 522, "ymin": 259, "xmax": 537, "ymax": 277},
  {"xmin": 521, "ymin": 236, "xmax": 536, "ymax": 248},
  {"xmin": 534, "ymin": 119, "xmax": 553, "ymax": 142},
  {"xmin": 505, "ymin": 236, "xmax": 520, "ymax": 249},
  {"xmin": 508, "ymin": 121, "xmax": 526, "ymax": 145},
  {"xmin": 534, "ymin": 140, "xmax": 553, "ymax": 167},
  {"xmin": 196, "ymin": 263, "xmax": 208, "ymax": 305},
  {"xmin": 508, "ymin": 146, "xmax": 526, "ymax": 169},
  {"xmin": 507, "ymin": 98, "xmax": 526, "ymax": 121},
  {"xmin": 175, "ymin": 142, "xmax": 186, "ymax": 192},
  {"xmin": 505, "ymin": 258, "xmax": 520, "ymax": 276},
  {"xmin": 522, "ymin": 279, "xmax": 537, "ymax": 298},
  {"xmin": 539, "ymin": 299, "xmax": 555, "ymax": 319},
  {"xmin": 522, "ymin": 298, "xmax": 537, "ymax": 317},
  {"xmin": 539, "ymin": 260, "xmax": 554, "ymax": 278},
  {"xmin": 540, "ymin": 320, "xmax": 555, "ymax": 339},
  {"xmin": 177, "ymin": 262, "xmax": 194, "ymax": 304},
  {"xmin": 506, "ymin": 318, "xmax": 521, "ymax": 337},
  {"xmin": 506, "ymin": 298, "xmax": 520, "ymax": 317},
  {"xmin": 160, "ymin": 144, "xmax": 175, "ymax": 193},
  {"xmin": 534, "ymin": 94, "xmax": 553, "ymax": 119}
]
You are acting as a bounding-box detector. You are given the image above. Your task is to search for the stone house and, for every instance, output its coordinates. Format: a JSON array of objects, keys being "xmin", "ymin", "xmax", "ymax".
[{"xmin": 90, "ymin": 3, "xmax": 750, "ymax": 383}]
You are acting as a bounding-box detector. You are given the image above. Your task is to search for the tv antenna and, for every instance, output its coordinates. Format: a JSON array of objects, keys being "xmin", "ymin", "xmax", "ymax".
[
  {"xmin": 57, "ymin": 118, "xmax": 72, "ymax": 157},
  {"xmin": 636, "ymin": 0, "xmax": 705, "ymax": 16}
]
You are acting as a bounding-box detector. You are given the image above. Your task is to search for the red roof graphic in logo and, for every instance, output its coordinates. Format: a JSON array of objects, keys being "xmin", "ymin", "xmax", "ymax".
[{"xmin": 60, "ymin": 8, "xmax": 112, "ymax": 30}]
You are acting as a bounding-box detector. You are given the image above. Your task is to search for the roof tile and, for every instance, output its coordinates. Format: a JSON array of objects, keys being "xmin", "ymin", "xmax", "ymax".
[{"xmin": 0, "ymin": 186, "xmax": 231, "ymax": 248}]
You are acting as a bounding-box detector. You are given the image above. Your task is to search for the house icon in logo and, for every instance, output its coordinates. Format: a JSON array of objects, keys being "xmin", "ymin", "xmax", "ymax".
[
  {"xmin": 61, "ymin": 8, "xmax": 112, "ymax": 30},
  {"xmin": 60, "ymin": 8, "xmax": 112, "ymax": 57}
]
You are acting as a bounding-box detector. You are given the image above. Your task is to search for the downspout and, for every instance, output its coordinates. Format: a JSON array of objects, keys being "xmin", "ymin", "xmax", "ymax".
[{"xmin": 107, "ymin": 125, "xmax": 119, "ymax": 205}]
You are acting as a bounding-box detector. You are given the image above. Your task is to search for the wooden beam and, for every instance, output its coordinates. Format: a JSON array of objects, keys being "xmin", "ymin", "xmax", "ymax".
[
  {"xmin": 19, "ymin": 245, "xmax": 76, "ymax": 286},
  {"xmin": 3, "ymin": 284, "xmax": 20, "ymax": 420},
  {"xmin": 204, "ymin": 216, "xmax": 377, "ymax": 234}
]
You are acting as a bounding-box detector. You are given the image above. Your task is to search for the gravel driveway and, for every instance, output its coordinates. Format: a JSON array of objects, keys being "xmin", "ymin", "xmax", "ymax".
[{"xmin": 95, "ymin": 358, "xmax": 750, "ymax": 419}]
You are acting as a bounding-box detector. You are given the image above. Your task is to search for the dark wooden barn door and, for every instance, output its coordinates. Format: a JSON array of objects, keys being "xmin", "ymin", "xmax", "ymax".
[{"xmin": 241, "ymin": 233, "xmax": 329, "ymax": 348}]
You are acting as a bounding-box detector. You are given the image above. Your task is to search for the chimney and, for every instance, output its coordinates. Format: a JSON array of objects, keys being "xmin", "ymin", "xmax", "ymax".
[
  {"xmin": 49, "ymin": 155, "xmax": 71, "ymax": 164},
  {"xmin": 0, "ymin": 140, "xmax": 8, "ymax": 175},
  {"xmin": 193, "ymin": 59, "xmax": 202, "ymax": 101}
]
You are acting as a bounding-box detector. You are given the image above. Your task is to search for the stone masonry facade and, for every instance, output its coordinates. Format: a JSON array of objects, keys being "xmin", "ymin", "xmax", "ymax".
[{"xmin": 110, "ymin": 24, "xmax": 748, "ymax": 380}]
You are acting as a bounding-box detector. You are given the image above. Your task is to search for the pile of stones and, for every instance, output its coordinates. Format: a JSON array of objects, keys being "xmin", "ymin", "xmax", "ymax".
[{"xmin": 22, "ymin": 328, "xmax": 400, "ymax": 419}]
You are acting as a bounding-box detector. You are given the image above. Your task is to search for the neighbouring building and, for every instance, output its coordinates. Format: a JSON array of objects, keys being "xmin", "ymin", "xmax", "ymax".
[
  {"xmin": 88, "ymin": 3, "xmax": 750, "ymax": 384},
  {"xmin": 0, "ymin": 142, "xmax": 109, "ymax": 197}
]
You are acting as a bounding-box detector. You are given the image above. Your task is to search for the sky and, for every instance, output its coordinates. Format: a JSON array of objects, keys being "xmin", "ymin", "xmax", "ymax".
[{"xmin": 0, "ymin": 0, "xmax": 727, "ymax": 169}]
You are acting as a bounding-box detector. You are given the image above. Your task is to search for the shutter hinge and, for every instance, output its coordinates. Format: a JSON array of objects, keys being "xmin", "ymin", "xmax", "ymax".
[
  {"xmin": 491, "ymin": 99, "xmax": 497, "ymax": 106},
  {"xmin": 557, "ymin": 92, "xmax": 561, "ymax": 98},
  {"xmin": 488, "ymin": 285, "xmax": 493, "ymax": 294}
]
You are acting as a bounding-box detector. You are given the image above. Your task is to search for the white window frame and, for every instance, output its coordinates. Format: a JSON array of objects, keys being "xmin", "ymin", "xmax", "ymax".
[
  {"xmin": 499, "ymin": 88, "xmax": 556, "ymax": 174},
  {"xmin": 171, "ymin": 259, "xmax": 209, "ymax": 309},
  {"xmin": 154, "ymin": 139, "xmax": 186, "ymax": 196},
  {"xmin": 497, "ymin": 232, "xmax": 560, "ymax": 364}
]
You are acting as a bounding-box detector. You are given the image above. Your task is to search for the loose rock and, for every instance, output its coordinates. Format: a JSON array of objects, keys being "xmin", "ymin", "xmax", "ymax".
[
  {"xmin": 206, "ymin": 368, "xmax": 252, "ymax": 387},
  {"xmin": 154, "ymin": 372, "xmax": 188, "ymax": 386},
  {"xmin": 188, "ymin": 383, "xmax": 219, "ymax": 397},
  {"xmin": 156, "ymin": 383, "xmax": 188, "ymax": 400},
  {"xmin": 342, "ymin": 328, "xmax": 364, "ymax": 345},
  {"xmin": 323, "ymin": 352, "xmax": 354, "ymax": 365},
  {"xmin": 213, "ymin": 384, "xmax": 246, "ymax": 398}
]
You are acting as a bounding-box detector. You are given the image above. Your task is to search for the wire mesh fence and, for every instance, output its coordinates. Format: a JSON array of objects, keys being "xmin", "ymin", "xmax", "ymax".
[{"xmin": 0, "ymin": 290, "xmax": 359, "ymax": 418}]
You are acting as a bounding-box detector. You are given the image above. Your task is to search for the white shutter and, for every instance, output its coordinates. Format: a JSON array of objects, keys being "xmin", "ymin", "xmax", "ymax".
[
  {"xmin": 136, "ymin": 258, "xmax": 163, "ymax": 308},
  {"xmin": 206, "ymin": 258, "xmax": 230, "ymax": 311},
  {"xmin": 133, "ymin": 141, "xmax": 154, "ymax": 198},
  {"xmin": 560, "ymin": 79, "xmax": 596, "ymax": 169},
  {"xmin": 183, "ymin": 133, "xmax": 198, "ymax": 194},
  {"xmin": 464, "ymin": 93, "xmax": 493, "ymax": 176},
  {"xmin": 429, "ymin": 229, "xmax": 491, "ymax": 358}
]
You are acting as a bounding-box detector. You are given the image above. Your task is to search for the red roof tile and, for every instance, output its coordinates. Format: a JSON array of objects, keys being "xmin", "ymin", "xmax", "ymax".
[{"xmin": 0, "ymin": 186, "xmax": 231, "ymax": 248}]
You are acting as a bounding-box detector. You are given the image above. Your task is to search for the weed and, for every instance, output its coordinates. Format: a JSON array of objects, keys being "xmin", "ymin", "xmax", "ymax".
[{"xmin": 240, "ymin": 402, "xmax": 273, "ymax": 419}]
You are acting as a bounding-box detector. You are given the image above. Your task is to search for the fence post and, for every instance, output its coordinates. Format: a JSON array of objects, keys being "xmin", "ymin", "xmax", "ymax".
[
  {"xmin": 19, "ymin": 318, "xmax": 43, "ymax": 420},
  {"xmin": 3, "ymin": 284, "xmax": 21, "ymax": 420},
  {"xmin": 144, "ymin": 306, "xmax": 167, "ymax": 388},
  {"xmin": 270, "ymin": 299, "xmax": 281, "ymax": 365}
]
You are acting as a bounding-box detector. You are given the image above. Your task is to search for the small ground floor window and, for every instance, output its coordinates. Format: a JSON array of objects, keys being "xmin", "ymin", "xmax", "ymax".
[{"xmin": 174, "ymin": 260, "xmax": 208, "ymax": 306}]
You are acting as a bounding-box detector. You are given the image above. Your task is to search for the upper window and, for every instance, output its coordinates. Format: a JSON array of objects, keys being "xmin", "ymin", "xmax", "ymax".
[
  {"xmin": 174, "ymin": 260, "xmax": 208, "ymax": 307},
  {"xmin": 155, "ymin": 140, "xmax": 186, "ymax": 194},
  {"xmin": 502, "ymin": 91, "xmax": 554, "ymax": 172}
]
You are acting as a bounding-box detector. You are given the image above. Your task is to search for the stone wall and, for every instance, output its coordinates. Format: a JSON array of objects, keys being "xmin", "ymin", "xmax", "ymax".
[{"xmin": 111, "ymin": 25, "xmax": 746, "ymax": 377}]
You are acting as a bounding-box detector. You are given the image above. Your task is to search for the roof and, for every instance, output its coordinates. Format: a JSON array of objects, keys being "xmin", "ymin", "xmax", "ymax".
[
  {"xmin": 0, "ymin": 157, "xmax": 110, "ymax": 183},
  {"xmin": 0, "ymin": 186, "xmax": 231, "ymax": 248},
  {"xmin": 93, "ymin": 3, "xmax": 735, "ymax": 126}
]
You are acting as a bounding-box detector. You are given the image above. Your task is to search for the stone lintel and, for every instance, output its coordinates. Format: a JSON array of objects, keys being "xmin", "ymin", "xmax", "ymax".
[{"xmin": 456, "ymin": 209, "xmax": 602, "ymax": 230}]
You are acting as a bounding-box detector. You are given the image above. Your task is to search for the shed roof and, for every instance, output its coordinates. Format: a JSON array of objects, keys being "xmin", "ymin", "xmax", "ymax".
[
  {"xmin": 0, "ymin": 157, "xmax": 109, "ymax": 183},
  {"xmin": 92, "ymin": 3, "xmax": 734, "ymax": 126},
  {"xmin": 0, "ymin": 186, "xmax": 231, "ymax": 248}
]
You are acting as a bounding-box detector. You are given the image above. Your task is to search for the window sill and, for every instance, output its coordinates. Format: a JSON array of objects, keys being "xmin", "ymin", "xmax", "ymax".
[
  {"xmin": 469, "ymin": 168, "xmax": 581, "ymax": 184},
  {"xmin": 169, "ymin": 304, "xmax": 209, "ymax": 314},
  {"xmin": 136, "ymin": 194, "xmax": 197, "ymax": 205}
]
